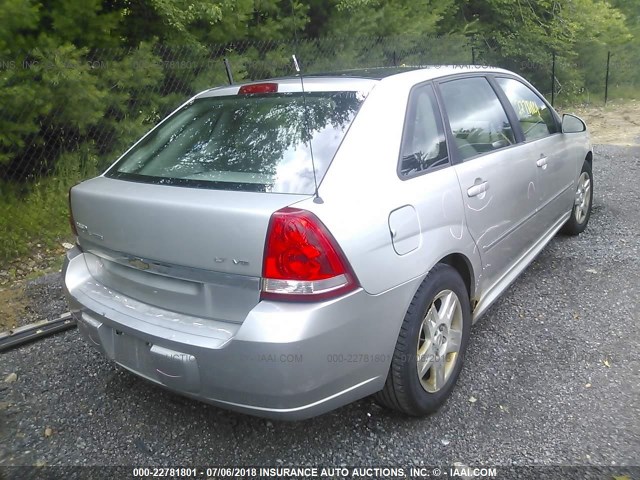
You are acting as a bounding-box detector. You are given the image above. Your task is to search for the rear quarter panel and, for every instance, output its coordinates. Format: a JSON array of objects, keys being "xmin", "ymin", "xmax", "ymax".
[{"xmin": 299, "ymin": 76, "xmax": 481, "ymax": 298}]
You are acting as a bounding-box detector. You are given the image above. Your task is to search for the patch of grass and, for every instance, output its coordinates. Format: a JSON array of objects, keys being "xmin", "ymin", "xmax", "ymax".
[
  {"xmin": 555, "ymin": 86, "xmax": 640, "ymax": 108},
  {"xmin": 0, "ymin": 150, "xmax": 99, "ymax": 265},
  {"xmin": 0, "ymin": 176, "xmax": 75, "ymax": 263},
  {"xmin": 23, "ymin": 255, "xmax": 65, "ymax": 282},
  {"xmin": 608, "ymin": 85, "xmax": 640, "ymax": 103}
]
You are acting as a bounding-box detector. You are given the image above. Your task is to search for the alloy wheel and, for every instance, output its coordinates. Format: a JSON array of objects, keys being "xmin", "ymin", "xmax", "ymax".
[
  {"xmin": 574, "ymin": 171, "xmax": 591, "ymax": 224},
  {"xmin": 416, "ymin": 289, "xmax": 463, "ymax": 393}
]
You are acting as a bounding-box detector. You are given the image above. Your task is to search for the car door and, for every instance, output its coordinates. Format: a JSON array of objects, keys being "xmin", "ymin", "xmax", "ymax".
[
  {"xmin": 388, "ymin": 82, "xmax": 468, "ymax": 275},
  {"xmin": 437, "ymin": 76, "xmax": 539, "ymax": 293},
  {"xmin": 494, "ymin": 77, "xmax": 575, "ymax": 232}
]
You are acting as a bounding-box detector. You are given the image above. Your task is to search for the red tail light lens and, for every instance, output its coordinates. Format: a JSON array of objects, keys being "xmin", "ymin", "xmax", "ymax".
[
  {"xmin": 68, "ymin": 188, "xmax": 78, "ymax": 237},
  {"xmin": 261, "ymin": 207, "xmax": 358, "ymax": 301},
  {"xmin": 238, "ymin": 83, "xmax": 278, "ymax": 95}
]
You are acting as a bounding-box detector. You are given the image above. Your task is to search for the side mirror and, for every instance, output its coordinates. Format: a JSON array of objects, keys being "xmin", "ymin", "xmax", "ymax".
[{"xmin": 562, "ymin": 114, "xmax": 587, "ymax": 134}]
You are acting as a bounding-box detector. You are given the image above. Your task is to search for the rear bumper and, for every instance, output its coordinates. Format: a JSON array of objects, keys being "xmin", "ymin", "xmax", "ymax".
[{"xmin": 63, "ymin": 247, "xmax": 418, "ymax": 419}]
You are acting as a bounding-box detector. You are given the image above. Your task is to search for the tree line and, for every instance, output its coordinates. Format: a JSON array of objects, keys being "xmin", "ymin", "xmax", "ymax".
[{"xmin": 0, "ymin": 0, "xmax": 638, "ymax": 183}]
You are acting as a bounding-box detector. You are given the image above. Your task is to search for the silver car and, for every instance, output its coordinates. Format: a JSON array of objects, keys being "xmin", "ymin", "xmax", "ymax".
[{"xmin": 64, "ymin": 66, "xmax": 592, "ymax": 419}]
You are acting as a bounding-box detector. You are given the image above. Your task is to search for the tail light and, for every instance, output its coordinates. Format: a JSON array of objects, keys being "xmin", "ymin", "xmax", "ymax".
[
  {"xmin": 68, "ymin": 187, "xmax": 78, "ymax": 237},
  {"xmin": 261, "ymin": 207, "xmax": 359, "ymax": 301}
]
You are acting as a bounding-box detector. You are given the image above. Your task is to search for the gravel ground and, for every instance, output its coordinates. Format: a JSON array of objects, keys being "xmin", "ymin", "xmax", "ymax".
[
  {"xmin": 0, "ymin": 269, "xmax": 68, "ymax": 333},
  {"xmin": 0, "ymin": 145, "xmax": 638, "ymax": 474},
  {"xmin": 21, "ymin": 273, "xmax": 68, "ymax": 324}
]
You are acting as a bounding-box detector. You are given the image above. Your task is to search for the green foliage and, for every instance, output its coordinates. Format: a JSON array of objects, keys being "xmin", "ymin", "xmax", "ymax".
[
  {"xmin": 326, "ymin": 0, "xmax": 457, "ymax": 38},
  {"xmin": 0, "ymin": 150, "xmax": 97, "ymax": 260},
  {"xmin": 607, "ymin": 0, "xmax": 640, "ymax": 96},
  {"xmin": 1, "ymin": 0, "xmax": 639, "ymax": 265}
]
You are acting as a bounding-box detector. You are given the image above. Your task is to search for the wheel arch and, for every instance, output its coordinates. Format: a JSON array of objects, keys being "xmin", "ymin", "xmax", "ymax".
[
  {"xmin": 585, "ymin": 150, "xmax": 593, "ymax": 168},
  {"xmin": 438, "ymin": 253, "xmax": 475, "ymax": 302}
]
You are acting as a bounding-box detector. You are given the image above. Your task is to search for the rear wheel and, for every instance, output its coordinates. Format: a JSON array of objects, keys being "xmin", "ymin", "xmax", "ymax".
[
  {"xmin": 562, "ymin": 162, "xmax": 593, "ymax": 235},
  {"xmin": 375, "ymin": 264, "xmax": 471, "ymax": 416}
]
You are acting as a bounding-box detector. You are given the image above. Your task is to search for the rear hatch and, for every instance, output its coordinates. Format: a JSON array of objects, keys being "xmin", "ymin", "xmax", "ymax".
[{"xmin": 71, "ymin": 82, "xmax": 369, "ymax": 323}]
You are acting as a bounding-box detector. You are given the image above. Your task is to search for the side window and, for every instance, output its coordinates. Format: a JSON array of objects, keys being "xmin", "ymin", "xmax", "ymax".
[
  {"xmin": 399, "ymin": 84, "xmax": 448, "ymax": 177},
  {"xmin": 496, "ymin": 77, "xmax": 558, "ymax": 141},
  {"xmin": 439, "ymin": 77, "xmax": 515, "ymax": 161}
]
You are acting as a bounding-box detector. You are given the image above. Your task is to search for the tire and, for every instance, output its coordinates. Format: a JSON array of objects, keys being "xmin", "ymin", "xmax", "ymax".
[
  {"xmin": 561, "ymin": 161, "xmax": 593, "ymax": 236},
  {"xmin": 374, "ymin": 263, "xmax": 471, "ymax": 416}
]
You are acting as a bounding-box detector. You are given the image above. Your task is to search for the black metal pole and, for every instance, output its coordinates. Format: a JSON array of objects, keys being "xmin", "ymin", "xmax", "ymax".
[
  {"xmin": 223, "ymin": 57, "xmax": 234, "ymax": 85},
  {"xmin": 472, "ymin": 47, "xmax": 476, "ymax": 65},
  {"xmin": 551, "ymin": 51, "xmax": 556, "ymax": 107},
  {"xmin": 0, "ymin": 313, "xmax": 75, "ymax": 353},
  {"xmin": 393, "ymin": 50, "xmax": 397, "ymax": 67},
  {"xmin": 605, "ymin": 51, "xmax": 611, "ymax": 105}
]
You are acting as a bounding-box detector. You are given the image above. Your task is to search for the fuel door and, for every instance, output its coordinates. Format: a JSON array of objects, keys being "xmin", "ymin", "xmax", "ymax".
[{"xmin": 388, "ymin": 205, "xmax": 421, "ymax": 255}]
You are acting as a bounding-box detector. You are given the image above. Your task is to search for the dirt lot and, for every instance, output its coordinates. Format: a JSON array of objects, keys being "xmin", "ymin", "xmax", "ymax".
[{"xmin": 563, "ymin": 99, "xmax": 640, "ymax": 145}]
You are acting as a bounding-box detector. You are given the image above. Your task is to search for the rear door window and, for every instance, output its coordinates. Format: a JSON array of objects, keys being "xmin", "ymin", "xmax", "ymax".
[
  {"xmin": 106, "ymin": 91, "xmax": 365, "ymax": 194},
  {"xmin": 438, "ymin": 77, "xmax": 515, "ymax": 161},
  {"xmin": 399, "ymin": 83, "xmax": 448, "ymax": 178}
]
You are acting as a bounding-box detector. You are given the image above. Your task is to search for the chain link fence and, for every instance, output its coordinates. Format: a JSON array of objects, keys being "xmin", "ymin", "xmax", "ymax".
[{"xmin": 0, "ymin": 35, "xmax": 635, "ymax": 264}]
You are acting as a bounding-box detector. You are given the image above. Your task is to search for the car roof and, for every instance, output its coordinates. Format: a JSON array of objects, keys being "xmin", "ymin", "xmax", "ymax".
[
  {"xmin": 197, "ymin": 65, "xmax": 516, "ymax": 98},
  {"xmin": 308, "ymin": 66, "xmax": 424, "ymax": 79},
  {"xmin": 287, "ymin": 65, "xmax": 514, "ymax": 82}
]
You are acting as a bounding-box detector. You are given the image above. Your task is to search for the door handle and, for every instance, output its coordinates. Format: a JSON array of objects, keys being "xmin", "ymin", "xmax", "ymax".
[
  {"xmin": 467, "ymin": 181, "xmax": 489, "ymax": 197},
  {"xmin": 536, "ymin": 157, "xmax": 548, "ymax": 168}
]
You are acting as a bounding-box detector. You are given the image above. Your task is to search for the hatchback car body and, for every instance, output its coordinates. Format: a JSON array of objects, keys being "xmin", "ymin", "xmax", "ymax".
[{"xmin": 64, "ymin": 66, "xmax": 592, "ymax": 419}]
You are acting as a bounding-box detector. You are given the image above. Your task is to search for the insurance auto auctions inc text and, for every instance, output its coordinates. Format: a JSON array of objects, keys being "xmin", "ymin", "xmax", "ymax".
[{"xmin": 254, "ymin": 466, "xmax": 498, "ymax": 478}]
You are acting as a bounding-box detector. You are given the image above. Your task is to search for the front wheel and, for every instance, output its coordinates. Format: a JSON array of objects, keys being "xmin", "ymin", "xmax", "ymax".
[
  {"xmin": 374, "ymin": 264, "xmax": 471, "ymax": 416},
  {"xmin": 562, "ymin": 162, "xmax": 593, "ymax": 235}
]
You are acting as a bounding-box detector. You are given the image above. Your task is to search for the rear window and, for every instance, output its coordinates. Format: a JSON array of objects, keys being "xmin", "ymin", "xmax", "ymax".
[{"xmin": 106, "ymin": 91, "xmax": 365, "ymax": 194}]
